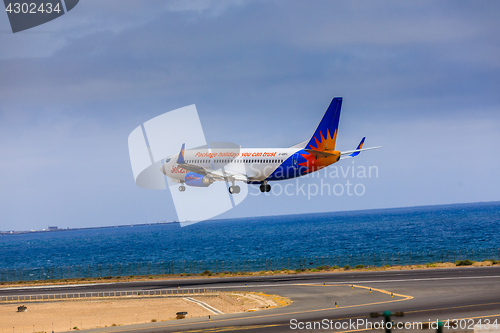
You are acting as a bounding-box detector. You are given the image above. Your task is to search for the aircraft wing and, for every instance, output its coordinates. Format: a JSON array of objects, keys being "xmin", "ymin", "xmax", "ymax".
[
  {"xmin": 176, "ymin": 143, "xmax": 248, "ymax": 182},
  {"xmin": 208, "ymin": 169, "xmax": 249, "ymax": 182}
]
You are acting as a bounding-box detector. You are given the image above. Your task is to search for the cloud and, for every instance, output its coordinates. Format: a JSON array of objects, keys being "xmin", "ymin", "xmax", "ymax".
[
  {"xmin": 0, "ymin": 0, "xmax": 499, "ymax": 230},
  {"xmin": 0, "ymin": 0, "xmax": 246, "ymax": 59}
]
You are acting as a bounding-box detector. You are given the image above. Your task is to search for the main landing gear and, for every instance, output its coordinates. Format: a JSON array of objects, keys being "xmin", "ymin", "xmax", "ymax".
[
  {"xmin": 228, "ymin": 185, "xmax": 241, "ymax": 194},
  {"xmin": 229, "ymin": 180, "xmax": 240, "ymax": 194},
  {"xmin": 179, "ymin": 184, "xmax": 186, "ymax": 192},
  {"xmin": 260, "ymin": 181, "xmax": 271, "ymax": 193}
]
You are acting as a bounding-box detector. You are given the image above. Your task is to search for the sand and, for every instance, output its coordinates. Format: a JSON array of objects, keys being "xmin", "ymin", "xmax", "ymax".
[{"xmin": 0, "ymin": 292, "xmax": 291, "ymax": 332}]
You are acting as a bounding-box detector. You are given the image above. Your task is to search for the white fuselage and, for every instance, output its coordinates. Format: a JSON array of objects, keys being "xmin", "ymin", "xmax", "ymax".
[{"xmin": 161, "ymin": 148, "xmax": 301, "ymax": 182}]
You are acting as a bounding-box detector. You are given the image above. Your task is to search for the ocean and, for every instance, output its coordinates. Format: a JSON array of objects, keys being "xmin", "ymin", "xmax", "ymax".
[{"xmin": 0, "ymin": 201, "xmax": 499, "ymax": 270}]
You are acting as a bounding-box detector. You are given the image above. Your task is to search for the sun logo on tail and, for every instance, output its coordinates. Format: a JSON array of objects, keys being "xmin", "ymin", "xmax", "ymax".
[
  {"xmin": 300, "ymin": 129, "xmax": 339, "ymax": 174},
  {"xmin": 308, "ymin": 128, "xmax": 336, "ymax": 151}
]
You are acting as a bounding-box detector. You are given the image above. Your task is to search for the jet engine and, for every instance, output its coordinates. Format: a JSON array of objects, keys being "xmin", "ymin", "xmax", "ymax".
[{"xmin": 184, "ymin": 172, "xmax": 214, "ymax": 187}]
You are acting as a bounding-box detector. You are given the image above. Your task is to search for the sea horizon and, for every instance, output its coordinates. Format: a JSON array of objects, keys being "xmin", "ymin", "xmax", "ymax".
[{"xmin": 2, "ymin": 199, "xmax": 499, "ymax": 234}]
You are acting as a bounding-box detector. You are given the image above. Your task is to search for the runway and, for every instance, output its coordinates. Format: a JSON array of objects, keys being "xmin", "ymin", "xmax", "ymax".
[{"xmin": 2, "ymin": 266, "xmax": 500, "ymax": 332}]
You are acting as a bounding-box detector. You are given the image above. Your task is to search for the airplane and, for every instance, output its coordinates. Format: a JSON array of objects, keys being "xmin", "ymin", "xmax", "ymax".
[{"xmin": 160, "ymin": 97, "xmax": 381, "ymax": 194}]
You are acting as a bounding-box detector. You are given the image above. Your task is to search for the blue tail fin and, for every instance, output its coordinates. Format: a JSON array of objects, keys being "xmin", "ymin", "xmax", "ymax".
[{"xmin": 305, "ymin": 97, "xmax": 342, "ymax": 151}]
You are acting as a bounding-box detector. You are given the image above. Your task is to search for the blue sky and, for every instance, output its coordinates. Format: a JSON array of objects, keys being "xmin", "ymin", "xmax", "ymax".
[{"xmin": 1, "ymin": 0, "xmax": 499, "ymax": 230}]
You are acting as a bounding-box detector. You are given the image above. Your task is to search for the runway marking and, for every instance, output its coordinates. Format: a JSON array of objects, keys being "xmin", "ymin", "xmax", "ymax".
[
  {"xmin": 103, "ymin": 284, "xmax": 413, "ymax": 333},
  {"xmin": 174, "ymin": 313, "xmax": 500, "ymax": 333},
  {"xmin": 405, "ymin": 301, "xmax": 500, "ymax": 315},
  {"xmin": 333, "ymin": 275, "xmax": 500, "ymax": 285},
  {"xmin": 334, "ymin": 329, "xmax": 372, "ymax": 333},
  {"xmin": 2, "ymin": 272, "xmax": 499, "ymax": 293},
  {"xmin": 11, "ymin": 275, "xmax": 497, "ymax": 332},
  {"xmin": 145, "ymin": 274, "xmax": 500, "ymax": 292},
  {"xmin": 169, "ymin": 324, "xmax": 283, "ymax": 332},
  {"xmin": 294, "ymin": 283, "xmax": 412, "ymax": 299},
  {"xmin": 184, "ymin": 297, "xmax": 224, "ymax": 315},
  {"xmin": 333, "ymin": 313, "xmax": 500, "ymax": 333}
]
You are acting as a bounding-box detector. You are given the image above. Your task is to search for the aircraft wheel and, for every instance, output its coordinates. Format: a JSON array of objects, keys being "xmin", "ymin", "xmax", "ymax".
[
  {"xmin": 265, "ymin": 184, "xmax": 271, "ymax": 192},
  {"xmin": 234, "ymin": 185, "xmax": 241, "ymax": 194},
  {"xmin": 229, "ymin": 186, "xmax": 236, "ymax": 194},
  {"xmin": 259, "ymin": 184, "xmax": 266, "ymax": 193},
  {"xmin": 179, "ymin": 185, "xmax": 186, "ymax": 192}
]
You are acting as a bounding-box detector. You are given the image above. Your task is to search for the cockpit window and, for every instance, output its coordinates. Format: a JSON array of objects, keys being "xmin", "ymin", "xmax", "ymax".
[{"xmin": 165, "ymin": 158, "xmax": 171, "ymax": 163}]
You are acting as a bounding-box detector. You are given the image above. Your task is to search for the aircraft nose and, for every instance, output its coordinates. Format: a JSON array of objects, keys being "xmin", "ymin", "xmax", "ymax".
[{"xmin": 160, "ymin": 163, "xmax": 167, "ymax": 175}]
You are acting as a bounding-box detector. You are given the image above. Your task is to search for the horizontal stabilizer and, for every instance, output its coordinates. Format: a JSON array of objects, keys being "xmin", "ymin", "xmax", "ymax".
[
  {"xmin": 304, "ymin": 149, "xmax": 339, "ymax": 158},
  {"xmin": 340, "ymin": 146, "xmax": 382, "ymax": 160}
]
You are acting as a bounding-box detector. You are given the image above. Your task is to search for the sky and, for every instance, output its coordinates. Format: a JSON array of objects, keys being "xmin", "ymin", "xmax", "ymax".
[{"xmin": 1, "ymin": 0, "xmax": 499, "ymax": 231}]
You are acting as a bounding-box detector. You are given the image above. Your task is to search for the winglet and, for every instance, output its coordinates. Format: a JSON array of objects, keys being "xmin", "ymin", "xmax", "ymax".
[
  {"xmin": 176, "ymin": 143, "xmax": 186, "ymax": 164},
  {"xmin": 349, "ymin": 137, "xmax": 365, "ymax": 157}
]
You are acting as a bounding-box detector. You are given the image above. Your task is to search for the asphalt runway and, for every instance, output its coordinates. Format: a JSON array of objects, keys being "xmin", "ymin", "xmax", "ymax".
[{"xmin": 2, "ymin": 266, "xmax": 500, "ymax": 332}]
